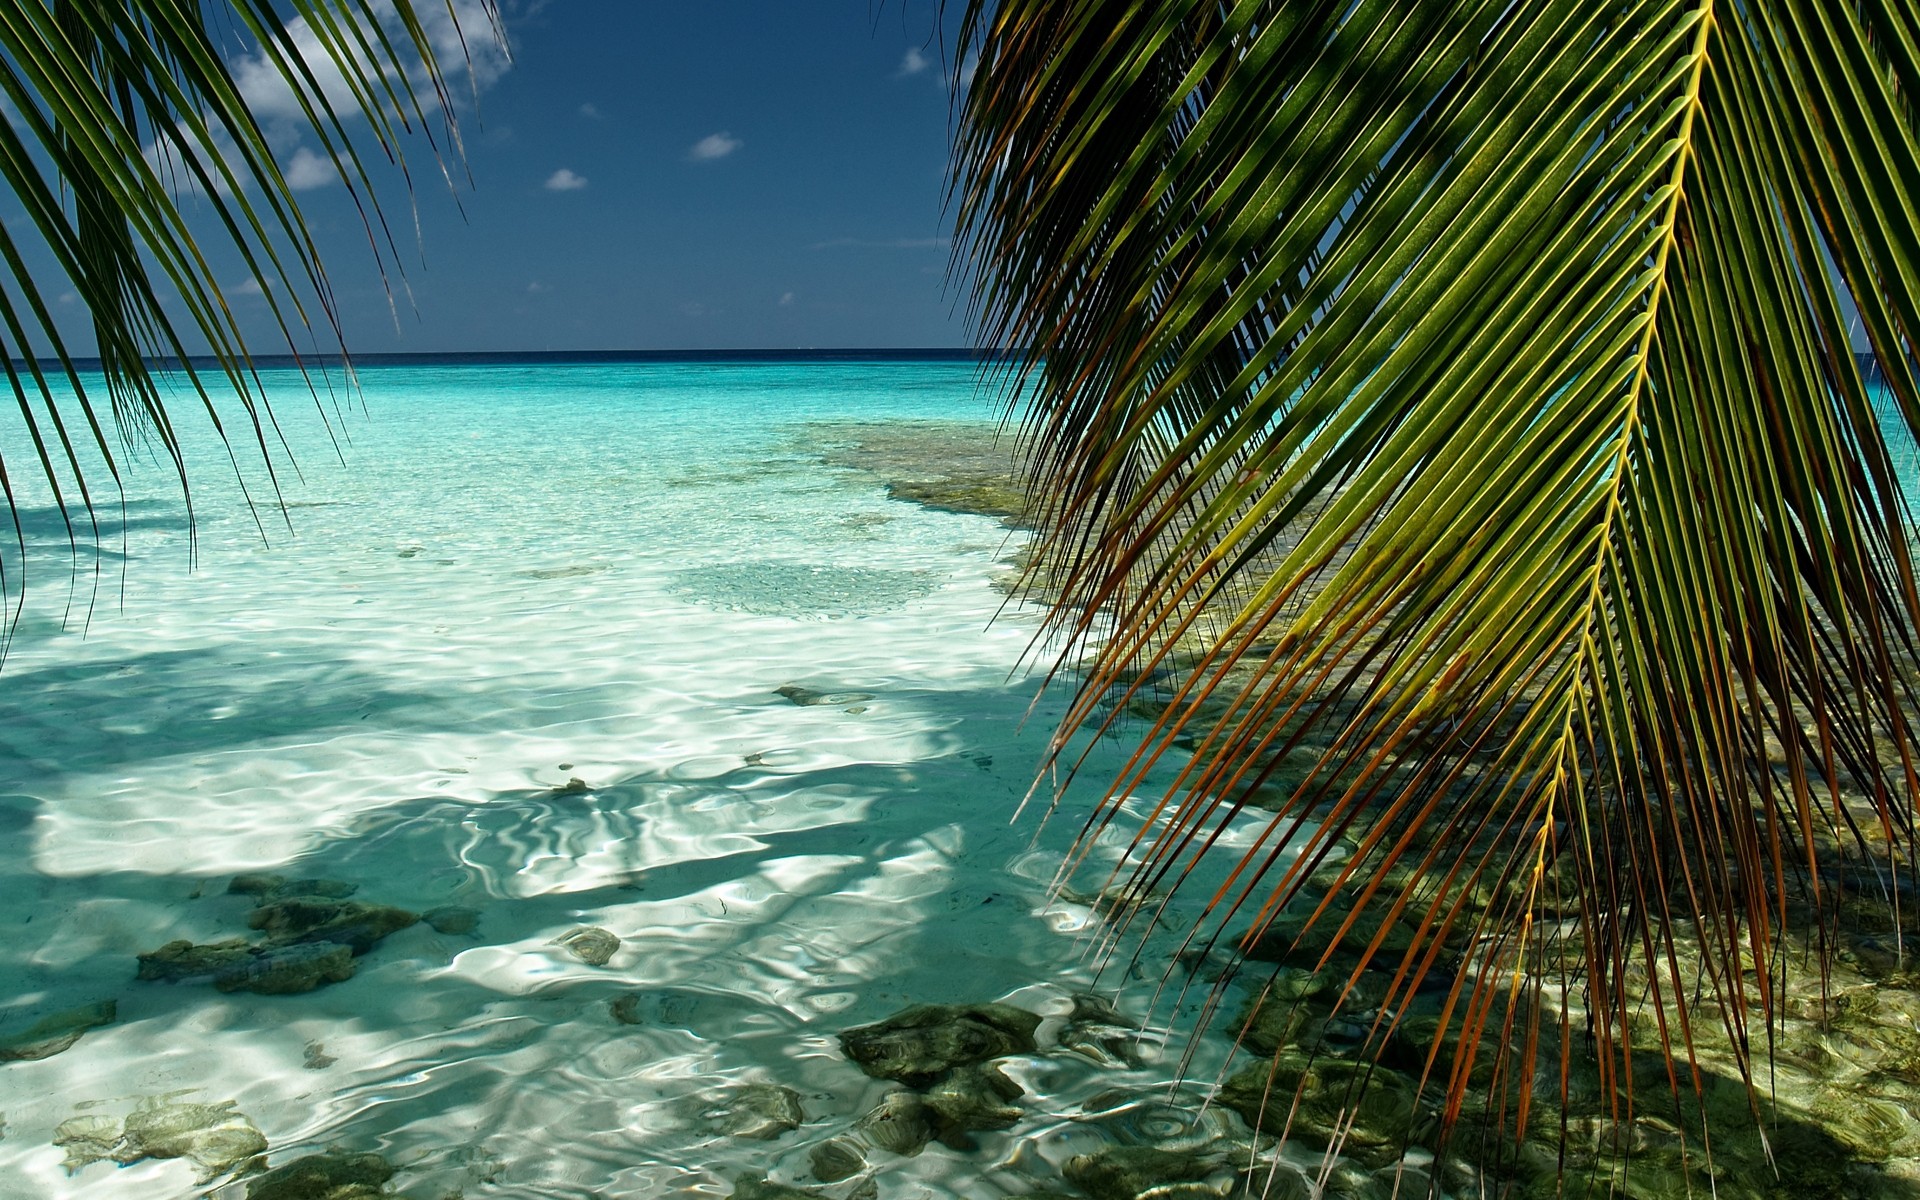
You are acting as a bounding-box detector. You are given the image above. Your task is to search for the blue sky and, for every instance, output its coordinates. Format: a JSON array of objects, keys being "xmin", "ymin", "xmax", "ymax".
[{"xmin": 216, "ymin": 2, "xmax": 973, "ymax": 353}]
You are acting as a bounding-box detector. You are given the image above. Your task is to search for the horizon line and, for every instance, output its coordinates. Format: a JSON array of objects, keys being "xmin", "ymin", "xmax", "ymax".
[{"xmin": 35, "ymin": 347, "xmax": 1018, "ymax": 370}]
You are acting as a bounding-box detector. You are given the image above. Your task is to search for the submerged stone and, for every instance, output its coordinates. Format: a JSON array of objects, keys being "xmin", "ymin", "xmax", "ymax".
[
  {"xmin": 247, "ymin": 897, "xmax": 419, "ymax": 955},
  {"xmin": 1061, "ymin": 994, "xmax": 1146, "ymax": 1068},
  {"xmin": 245, "ymin": 1150, "xmax": 394, "ymax": 1200},
  {"xmin": 423, "ymin": 905, "xmax": 481, "ymax": 935},
  {"xmin": 58, "ymin": 1097, "xmax": 267, "ymax": 1183},
  {"xmin": 53, "ymin": 1114, "xmax": 120, "ymax": 1172},
  {"xmin": 1062, "ymin": 1146, "xmax": 1220, "ymax": 1200},
  {"xmin": 1230, "ymin": 994, "xmax": 1308, "ymax": 1058},
  {"xmin": 731, "ymin": 1174, "xmax": 828, "ymax": 1200},
  {"xmin": 137, "ymin": 938, "xmax": 256, "ymax": 983},
  {"xmin": 809, "ymin": 1137, "xmax": 866, "ymax": 1182},
  {"xmin": 686, "ymin": 1083, "xmax": 805, "ymax": 1140},
  {"xmin": 925, "ymin": 1062, "xmax": 1024, "ymax": 1132},
  {"xmin": 851, "ymin": 1091, "xmax": 937, "ymax": 1156},
  {"xmin": 213, "ymin": 943, "xmax": 356, "ymax": 995},
  {"xmin": 610, "ymin": 993, "xmax": 645, "ymax": 1025},
  {"xmin": 839, "ymin": 1002, "xmax": 1041, "ymax": 1086},
  {"xmin": 554, "ymin": 926, "xmax": 620, "ymax": 966},
  {"xmin": 140, "ymin": 937, "xmax": 354, "ymax": 994},
  {"xmin": 1218, "ymin": 1056, "xmax": 1429, "ymax": 1152},
  {"xmin": 0, "ymin": 999, "xmax": 115, "ymax": 1063},
  {"xmin": 774, "ymin": 684, "xmax": 875, "ymax": 707}
]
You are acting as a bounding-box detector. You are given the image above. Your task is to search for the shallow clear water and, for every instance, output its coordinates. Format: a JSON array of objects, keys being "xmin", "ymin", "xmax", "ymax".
[{"xmin": 0, "ymin": 360, "xmax": 1273, "ymax": 1199}]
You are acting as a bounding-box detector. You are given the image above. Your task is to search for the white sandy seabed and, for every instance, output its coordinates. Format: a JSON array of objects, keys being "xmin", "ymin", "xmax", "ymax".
[{"xmin": 0, "ymin": 362, "xmax": 1298, "ymax": 1199}]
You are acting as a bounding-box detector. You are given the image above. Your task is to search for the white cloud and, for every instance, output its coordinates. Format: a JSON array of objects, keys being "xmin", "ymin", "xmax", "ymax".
[
  {"xmin": 688, "ymin": 132, "xmax": 741, "ymax": 161},
  {"xmin": 579, "ymin": 102, "xmax": 603, "ymax": 119},
  {"xmin": 284, "ymin": 146, "xmax": 337, "ymax": 190},
  {"xmin": 778, "ymin": 291, "xmax": 795, "ymax": 307},
  {"xmin": 897, "ymin": 47, "xmax": 930, "ymax": 77},
  {"xmin": 544, "ymin": 167, "xmax": 588, "ymax": 191},
  {"xmin": 229, "ymin": 0, "xmax": 510, "ymax": 129},
  {"xmin": 232, "ymin": 277, "xmax": 266, "ymax": 296},
  {"xmin": 527, "ymin": 281, "xmax": 549, "ymax": 294}
]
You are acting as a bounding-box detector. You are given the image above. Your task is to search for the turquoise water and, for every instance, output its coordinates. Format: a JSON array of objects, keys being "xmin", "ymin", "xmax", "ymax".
[{"xmin": 0, "ymin": 360, "xmax": 1284, "ymax": 1199}]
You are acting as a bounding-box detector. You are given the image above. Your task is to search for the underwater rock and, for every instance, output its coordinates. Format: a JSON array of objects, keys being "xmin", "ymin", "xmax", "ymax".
[
  {"xmin": 1060, "ymin": 994, "xmax": 1146, "ymax": 1067},
  {"xmin": 302, "ymin": 1041, "xmax": 336, "ymax": 1070},
  {"xmin": 774, "ymin": 684, "xmax": 875, "ymax": 707},
  {"xmin": 247, "ymin": 897, "xmax": 419, "ymax": 955},
  {"xmin": 1062, "ymin": 1146, "xmax": 1221, "ymax": 1200},
  {"xmin": 925, "ymin": 1062, "xmax": 1024, "ymax": 1132},
  {"xmin": 53, "ymin": 1114, "xmax": 121, "ymax": 1172},
  {"xmin": 1230, "ymin": 993, "xmax": 1309, "ymax": 1058},
  {"xmin": 57, "ymin": 1097, "xmax": 267, "ymax": 1183},
  {"xmin": 731, "ymin": 1174, "xmax": 829, "ymax": 1200},
  {"xmin": 1218, "ymin": 1056, "xmax": 1429, "ymax": 1153},
  {"xmin": 808, "ymin": 1137, "xmax": 866, "ymax": 1182},
  {"xmin": 0, "ymin": 999, "xmax": 115, "ymax": 1063},
  {"xmin": 137, "ymin": 938, "xmax": 258, "ymax": 982},
  {"xmin": 1075, "ymin": 1089, "xmax": 1251, "ymax": 1156},
  {"xmin": 610, "ymin": 992, "xmax": 645, "ymax": 1025},
  {"xmin": 139, "ymin": 938, "xmax": 354, "ymax": 994},
  {"xmin": 839, "ymin": 1002, "xmax": 1041, "ymax": 1086},
  {"xmin": 851, "ymin": 1091, "xmax": 938, "ymax": 1156},
  {"xmin": 423, "ymin": 905, "xmax": 481, "ymax": 935},
  {"xmin": 244, "ymin": 1149, "xmax": 394, "ymax": 1199},
  {"xmin": 553, "ymin": 777, "xmax": 592, "ymax": 795},
  {"xmin": 213, "ymin": 943, "xmax": 356, "ymax": 995},
  {"xmin": 554, "ymin": 925, "xmax": 620, "ymax": 966},
  {"xmin": 686, "ymin": 1083, "xmax": 806, "ymax": 1140}
]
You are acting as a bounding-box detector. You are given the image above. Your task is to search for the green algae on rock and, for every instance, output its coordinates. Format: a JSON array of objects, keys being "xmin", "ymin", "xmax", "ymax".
[
  {"xmin": 243, "ymin": 1149, "xmax": 395, "ymax": 1199},
  {"xmin": 247, "ymin": 897, "xmax": 420, "ymax": 955},
  {"xmin": 924, "ymin": 1062, "xmax": 1024, "ymax": 1132},
  {"xmin": 808, "ymin": 1137, "xmax": 866, "ymax": 1183},
  {"xmin": 685, "ymin": 1083, "xmax": 806, "ymax": 1140},
  {"xmin": 139, "ymin": 876, "xmax": 418, "ymax": 995},
  {"xmin": 137, "ymin": 938, "xmax": 356, "ymax": 994},
  {"xmin": 730, "ymin": 1173, "xmax": 830, "ymax": 1200},
  {"xmin": 839, "ymin": 1002, "xmax": 1041, "ymax": 1087},
  {"xmin": 0, "ymin": 999, "xmax": 115, "ymax": 1063},
  {"xmin": 57, "ymin": 1096, "xmax": 266, "ymax": 1184},
  {"xmin": 775, "ymin": 684, "xmax": 876, "ymax": 707},
  {"xmin": 850, "ymin": 1092, "xmax": 938, "ymax": 1156},
  {"xmin": 1061, "ymin": 1145, "xmax": 1222, "ymax": 1200},
  {"xmin": 553, "ymin": 925, "xmax": 620, "ymax": 966},
  {"xmin": 423, "ymin": 905, "xmax": 481, "ymax": 935}
]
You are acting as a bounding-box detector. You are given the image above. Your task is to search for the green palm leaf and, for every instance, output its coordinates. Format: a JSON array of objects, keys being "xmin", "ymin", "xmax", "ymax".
[
  {"xmin": 0, "ymin": 0, "xmax": 495, "ymax": 640},
  {"xmin": 955, "ymin": 0, "xmax": 1920, "ymax": 1175}
]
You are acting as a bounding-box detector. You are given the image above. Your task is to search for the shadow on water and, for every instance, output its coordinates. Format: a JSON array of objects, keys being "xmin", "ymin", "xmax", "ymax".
[
  {"xmin": 0, "ymin": 498, "xmax": 188, "ymax": 548},
  {"xmin": 0, "ymin": 647, "xmax": 465, "ymax": 775}
]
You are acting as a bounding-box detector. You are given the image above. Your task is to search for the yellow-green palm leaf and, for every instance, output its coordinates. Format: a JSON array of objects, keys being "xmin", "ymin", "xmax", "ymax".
[{"xmin": 954, "ymin": 0, "xmax": 1920, "ymax": 1165}]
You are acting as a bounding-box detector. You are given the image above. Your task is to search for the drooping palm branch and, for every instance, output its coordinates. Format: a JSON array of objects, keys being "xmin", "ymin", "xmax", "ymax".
[
  {"xmin": 954, "ymin": 0, "xmax": 1920, "ymax": 1172},
  {"xmin": 0, "ymin": 0, "xmax": 496, "ymax": 638}
]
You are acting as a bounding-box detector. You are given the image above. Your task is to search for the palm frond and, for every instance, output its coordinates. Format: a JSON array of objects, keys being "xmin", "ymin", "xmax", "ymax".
[
  {"xmin": 0, "ymin": 0, "xmax": 496, "ymax": 644},
  {"xmin": 955, "ymin": 0, "xmax": 1920, "ymax": 1174}
]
